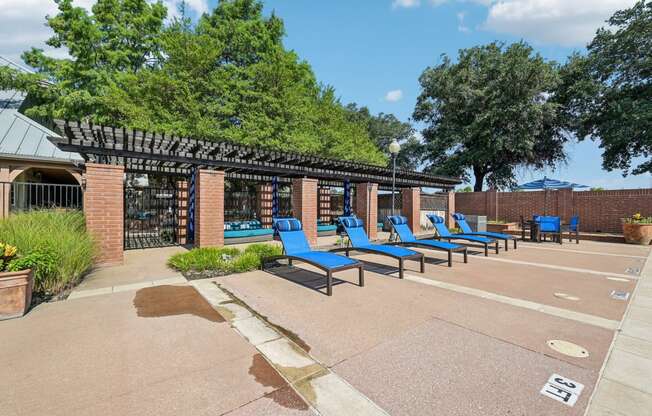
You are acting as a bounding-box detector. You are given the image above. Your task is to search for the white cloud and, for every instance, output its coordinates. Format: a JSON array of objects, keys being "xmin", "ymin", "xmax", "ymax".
[
  {"xmin": 392, "ymin": 0, "xmax": 421, "ymax": 9},
  {"xmin": 483, "ymin": 0, "xmax": 636, "ymax": 46},
  {"xmin": 457, "ymin": 11, "xmax": 470, "ymax": 33},
  {"xmin": 0, "ymin": 0, "xmax": 207, "ymax": 65},
  {"xmin": 385, "ymin": 89, "xmax": 404, "ymax": 102},
  {"xmin": 421, "ymin": 0, "xmax": 636, "ymax": 46}
]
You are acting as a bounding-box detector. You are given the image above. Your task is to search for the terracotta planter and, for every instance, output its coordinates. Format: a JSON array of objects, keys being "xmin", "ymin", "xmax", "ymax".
[
  {"xmin": 623, "ymin": 223, "xmax": 652, "ymax": 245},
  {"xmin": 0, "ymin": 269, "xmax": 34, "ymax": 320},
  {"xmin": 487, "ymin": 222, "xmax": 518, "ymax": 233}
]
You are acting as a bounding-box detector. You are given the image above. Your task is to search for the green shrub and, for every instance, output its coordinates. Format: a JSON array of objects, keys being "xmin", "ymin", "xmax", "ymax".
[
  {"xmin": 0, "ymin": 210, "xmax": 96, "ymax": 294},
  {"xmin": 168, "ymin": 243, "xmax": 282, "ymax": 275}
]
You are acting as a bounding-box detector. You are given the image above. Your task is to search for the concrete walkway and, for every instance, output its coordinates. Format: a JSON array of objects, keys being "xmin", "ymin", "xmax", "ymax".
[
  {"xmin": 0, "ymin": 282, "xmax": 315, "ymax": 416},
  {"xmin": 586, "ymin": 247, "xmax": 652, "ymax": 416}
]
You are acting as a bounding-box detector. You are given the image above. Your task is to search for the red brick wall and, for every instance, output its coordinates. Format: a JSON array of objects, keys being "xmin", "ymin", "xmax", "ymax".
[
  {"xmin": 195, "ymin": 169, "xmax": 224, "ymax": 247},
  {"xmin": 455, "ymin": 188, "xmax": 652, "ymax": 233},
  {"xmin": 176, "ymin": 180, "xmax": 188, "ymax": 244},
  {"xmin": 355, "ymin": 183, "xmax": 378, "ymax": 240},
  {"xmin": 256, "ymin": 183, "xmax": 273, "ymax": 228},
  {"xmin": 401, "ymin": 187, "xmax": 421, "ymax": 233},
  {"xmin": 84, "ymin": 163, "xmax": 124, "ymax": 265},
  {"xmin": 292, "ymin": 178, "xmax": 318, "ymax": 245},
  {"xmin": 446, "ymin": 191, "xmax": 455, "ymax": 228}
]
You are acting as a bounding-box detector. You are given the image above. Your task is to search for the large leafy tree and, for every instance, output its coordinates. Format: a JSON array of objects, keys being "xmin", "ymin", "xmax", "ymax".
[
  {"xmin": 346, "ymin": 104, "xmax": 423, "ymax": 170},
  {"xmin": 557, "ymin": 0, "xmax": 651, "ymax": 175},
  {"xmin": 413, "ymin": 42, "xmax": 568, "ymax": 191},
  {"xmin": 0, "ymin": 0, "xmax": 385, "ymax": 165}
]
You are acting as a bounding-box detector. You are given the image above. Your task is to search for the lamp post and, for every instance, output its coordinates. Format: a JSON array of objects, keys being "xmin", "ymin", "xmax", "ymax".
[{"xmin": 388, "ymin": 139, "xmax": 401, "ymax": 241}]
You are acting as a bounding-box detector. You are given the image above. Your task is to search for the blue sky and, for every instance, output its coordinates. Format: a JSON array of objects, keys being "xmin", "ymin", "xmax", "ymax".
[
  {"xmin": 1, "ymin": 0, "xmax": 649, "ymax": 189},
  {"xmin": 253, "ymin": 0, "xmax": 650, "ymax": 190}
]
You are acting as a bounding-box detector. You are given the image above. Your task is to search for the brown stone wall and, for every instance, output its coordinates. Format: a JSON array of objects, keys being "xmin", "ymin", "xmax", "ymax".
[
  {"xmin": 195, "ymin": 169, "xmax": 225, "ymax": 247},
  {"xmin": 84, "ymin": 163, "xmax": 124, "ymax": 265},
  {"xmin": 401, "ymin": 187, "xmax": 421, "ymax": 233},
  {"xmin": 355, "ymin": 183, "xmax": 378, "ymax": 240},
  {"xmin": 292, "ymin": 178, "xmax": 318, "ymax": 245},
  {"xmin": 455, "ymin": 188, "xmax": 652, "ymax": 233}
]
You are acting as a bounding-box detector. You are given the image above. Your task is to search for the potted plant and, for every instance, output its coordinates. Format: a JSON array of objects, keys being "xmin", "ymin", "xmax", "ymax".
[
  {"xmin": 0, "ymin": 243, "xmax": 34, "ymax": 320},
  {"xmin": 623, "ymin": 213, "xmax": 652, "ymax": 245}
]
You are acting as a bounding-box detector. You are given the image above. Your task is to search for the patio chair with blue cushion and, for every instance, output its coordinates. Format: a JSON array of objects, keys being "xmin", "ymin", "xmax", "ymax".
[
  {"xmin": 387, "ymin": 216, "xmax": 467, "ymax": 267},
  {"xmin": 336, "ymin": 216, "xmax": 424, "ymax": 279},
  {"xmin": 426, "ymin": 215, "xmax": 499, "ymax": 256},
  {"xmin": 562, "ymin": 215, "xmax": 580, "ymax": 244},
  {"xmin": 453, "ymin": 213, "xmax": 517, "ymax": 251},
  {"xmin": 536, "ymin": 215, "xmax": 563, "ymax": 244},
  {"xmin": 264, "ymin": 218, "xmax": 364, "ymax": 296}
]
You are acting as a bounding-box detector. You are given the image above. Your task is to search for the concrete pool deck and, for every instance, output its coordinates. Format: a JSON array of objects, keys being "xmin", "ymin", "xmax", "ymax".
[{"xmin": 0, "ymin": 239, "xmax": 649, "ymax": 415}]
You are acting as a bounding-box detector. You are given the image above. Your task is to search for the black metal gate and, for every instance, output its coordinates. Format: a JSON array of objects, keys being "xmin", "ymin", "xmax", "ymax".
[{"xmin": 124, "ymin": 185, "xmax": 178, "ymax": 249}]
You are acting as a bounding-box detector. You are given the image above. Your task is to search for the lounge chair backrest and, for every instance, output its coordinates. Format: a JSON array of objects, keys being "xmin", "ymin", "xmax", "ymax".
[
  {"xmin": 338, "ymin": 216, "xmax": 370, "ymax": 247},
  {"xmin": 273, "ymin": 218, "xmax": 311, "ymax": 255},
  {"xmin": 426, "ymin": 214, "xmax": 452, "ymax": 237},
  {"xmin": 538, "ymin": 216, "xmax": 561, "ymax": 232},
  {"xmin": 453, "ymin": 213, "xmax": 474, "ymax": 234},
  {"xmin": 387, "ymin": 215, "xmax": 416, "ymax": 243},
  {"xmin": 569, "ymin": 215, "xmax": 580, "ymax": 231}
]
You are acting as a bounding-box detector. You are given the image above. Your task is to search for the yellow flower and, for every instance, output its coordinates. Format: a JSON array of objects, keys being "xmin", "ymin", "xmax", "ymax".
[
  {"xmin": 3, "ymin": 244, "xmax": 17, "ymax": 258},
  {"xmin": 633, "ymin": 213, "xmax": 642, "ymax": 220}
]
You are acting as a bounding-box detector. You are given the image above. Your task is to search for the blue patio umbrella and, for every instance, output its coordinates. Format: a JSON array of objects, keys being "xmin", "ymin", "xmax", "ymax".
[
  {"xmin": 271, "ymin": 176, "xmax": 279, "ymax": 219},
  {"xmin": 516, "ymin": 176, "xmax": 589, "ymax": 215},
  {"xmin": 343, "ymin": 179, "xmax": 352, "ymax": 216},
  {"xmin": 517, "ymin": 176, "xmax": 589, "ymax": 190}
]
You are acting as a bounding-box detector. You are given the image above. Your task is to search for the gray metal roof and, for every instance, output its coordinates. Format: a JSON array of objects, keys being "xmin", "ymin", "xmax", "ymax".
[{"xmin": 0, "ymin": 57, "xmax": 82, "ymax": 163}]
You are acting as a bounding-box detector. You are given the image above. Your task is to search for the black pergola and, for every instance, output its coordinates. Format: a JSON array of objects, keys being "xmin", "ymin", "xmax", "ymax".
[{"xmin": 49, "ymin": 120, "xmax": 461, "ymax": 190}]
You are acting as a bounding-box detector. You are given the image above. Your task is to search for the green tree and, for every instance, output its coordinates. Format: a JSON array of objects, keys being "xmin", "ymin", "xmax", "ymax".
[
  {"xmin": 557, "ymin": 1, "xmax": 651, "ymax": 175},
  {"xmin": 413, "ymin": 42, "xmax": 568, "ymax": 191},
  {"xmin": 0, "ymin": 0, "xmax": 386, "ymax": 165},
  {"xmin": 346, "ymin": 104, "xmax": 423, "ymax": 169}
]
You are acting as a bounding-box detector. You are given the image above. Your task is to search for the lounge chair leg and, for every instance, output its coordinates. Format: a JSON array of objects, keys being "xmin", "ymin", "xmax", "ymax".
[
  {"xmin": 463, "ymin": 250, "xmax": 468, "ymax": 263},
  {"xmin": 288, "ymin": 259, "xmax": 293, "ymax": 266},
  {"xmin": 399, "ymin": 258, "xmax": 404, "ymax": 279},
  {"xmin": 448, "ymin": 251, "xmax": 452, "ymax": 267},
  {"xmin": 495, "ymin": 242, "xmax": 499, "ymax": 254},
  {"xmin": 359, "ymin": 266, "xmax": 364, "ymax": 287},
  {"xmin": 420, "ymin": 255, "xmax": 425, "ymax": 273},
  {"xmin": 345, "ymin": 249, "xmax": 349, "ymax": 257},
  {"xmin": 514, "ymin": 239, "xmax": 517, "ymax": 249},
  {"xmin": 505, "ymin": 240, "xmax": 508, "ymax": 251},
  {"xmin": 484, "ymin": 244, "xmax": 488, "ymax": 257},
  {"xmin": 327, "ymin": 271, "xmax": 333, "ymax": 296}
]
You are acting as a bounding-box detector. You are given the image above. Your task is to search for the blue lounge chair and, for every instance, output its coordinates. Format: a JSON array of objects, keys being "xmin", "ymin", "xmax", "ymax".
[
  {"xmin": 453, "ymin": 213, "xmax": 517, "ymax": 251},
  {"xmin": 265, "ymin": 218, "xmax": 364, "ymax": 296},
  {"xmin": 387, "ymin": 215, "xmax": 467, "ymax": 267},
  {"xmin": 427, "ymin": 215, "xmax": 498, "ymax": 256},
  {"xmin": 336, "ymin": 216, "xmax": 424, "ymax": 279}
]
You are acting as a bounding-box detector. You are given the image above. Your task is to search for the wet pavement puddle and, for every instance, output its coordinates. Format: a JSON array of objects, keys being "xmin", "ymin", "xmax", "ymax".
[{"xmin": 133, "ymin": 285, "xmax": 225, "ymax": 322}]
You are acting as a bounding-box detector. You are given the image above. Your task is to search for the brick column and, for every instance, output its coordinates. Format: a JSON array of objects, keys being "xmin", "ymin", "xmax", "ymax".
[
  {"xmin": 401, "ymin": 187, "xmax": 421, "ymax": 233},
  {"xmin": 558, "ymin": 188, "xmax": 574, "ymax": 223},
  {"xmin": 84, "ymin": 163, "xmax": 124, "ymax": 265},
  {"xmin": 446, "ymin": 190, "xmax": 456, "ymax": 228},
  {"xmin": 355, "ymin": 183, "xmax": 378, "ymax": 240},
  {"xmin": 318, "ymin": 186, "xmax": 332, "ymax": 224},
  {"xmin": 292, "ymin": 177, "xmax": 318, "ymax": 246},
  {"xmin": 176, "ymin": 180, "xmax": 188, "ymax": 245},
  {"xmin": 256, "ymin": 183, "xmax": 273, "ymax": 228},
  {"xmin": 486, "ymin": 190, "xmax": 498, "ymax": 221},
  {"xmin": 195, "ymin": 169, "xmax": 224, "ymax": 248},
  {"xmin": 0, "ymin": 166, "xmax": 9, "ymax": 219}
]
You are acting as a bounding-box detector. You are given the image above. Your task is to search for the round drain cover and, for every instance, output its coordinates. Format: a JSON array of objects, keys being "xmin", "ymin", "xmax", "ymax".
[
  {"xmin": 554, "ymin": 292, "xmax": 580, "ymax": 301},
  {"xmin": 547, "ymin": 340, "xmax": 589, "ymax": 358}
]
